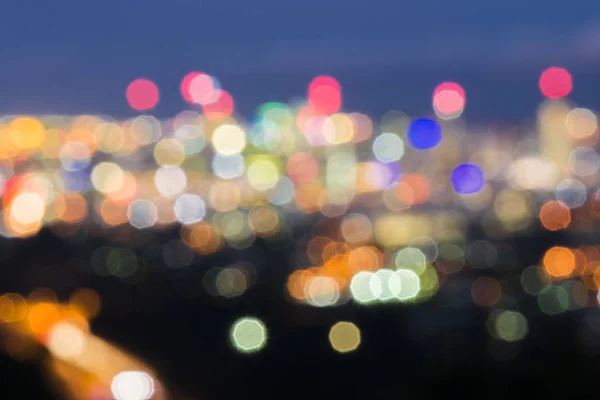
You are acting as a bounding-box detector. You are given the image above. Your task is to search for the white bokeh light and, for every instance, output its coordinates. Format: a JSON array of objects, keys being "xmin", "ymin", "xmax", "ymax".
[
  {"xmin": 154, "ymin": 166, "xmax": 187, "ymax": 198},
  {"xmin": 111, "ymin": 371, "xmax": 155, "ymax": 400},
  {"xmin": 127, "ymin": 199, "xmax": 159, "ymax": 229},
  {"xmin": 556, "ymin": 178, "xmax": 587, "ymax": 209},
  {"xmin": 372, "ymin": 133, "xmax": 404, "ymax": 163},
  {"xmin": 173, "ymin": 194, "xmax": 206, "ymax": 225}
]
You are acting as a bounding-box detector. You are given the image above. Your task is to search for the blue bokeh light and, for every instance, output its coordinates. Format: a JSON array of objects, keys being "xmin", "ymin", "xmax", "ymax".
[
  {"xmin": 407, "ymin": 118, "xmax": 442, "ymax": 150},
  {"xmin": 451, "ymin": 164, "xmax": 485, "ymax": 194}
]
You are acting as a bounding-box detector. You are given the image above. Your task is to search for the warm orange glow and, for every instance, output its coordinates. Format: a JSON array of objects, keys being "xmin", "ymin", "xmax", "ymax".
[
  {"xmin": 99, "ymin": 199, "xmax": 128, "ymax": 226},
  {"xmin": 287, "ymin": 152, "xmax": 318, "ymax": 183},
  {"xmin": 322, "ymin": 258, "xmax": 352, "ymax": 289},
  {"xmin": 54, "ymin": 193, "xmax": 88, "ymax": 224},
  {"xmin": 540, "ymin": 201, "xmax": 571, "ymax": 231},
  {"xmin": 0, "ymin": 126, "xmax": 19, "ymax": 159},
  {"xmin": 322, "ymin": 242, "xmax": 350, "ymax": 264},
  {"xmin": 347, "ymin": 246, "xmax": 382, "ymax": 274},
  {"xmin": 9, "ymin": 117, "xmax": 45, "ymax": 151},
  {"xmin": 28, "ymin": 303, "xmax": 61, "ymax": 337},
  {"xmin": 572, "ymin": 248, "xmax": 587, "ymax": 275},
  {"xmin": 107, "ymin": 172, "xmax": 138, "ymax": 204},
  {"xmin": 68, "ymin": 129, "xmax": 96, "ymax": 153},
  {"xmin": 42, "ymin": 129, "xmax": 67, "ymax": 158},
  {"xmin": 5, "ymin": 205, "xmax": 43, "ymax": 238},
  {"xmin": 286, "ymin": 268, "xmax": 319, "ymax": 300},
  {"xmin": 543, "ymin": 246, "xmax": 576, "ymax": 277},
  {"xmin": 181, "ymin": 222, "xmax": 222, "ymax": 255},
  {"xmin": 294, "ymin": 182, "xmax": 323, "ymax": 214},
  {"xmin": 395, "ymin": 174, "xmax": 430, "ymax": 205},
  {"xmin": 57, "ymin": 309, "xmax": 90, "ymax": 335},
  {"xmin": 592, "ymin": 266, "xmax": 600, "ymax": 291}
]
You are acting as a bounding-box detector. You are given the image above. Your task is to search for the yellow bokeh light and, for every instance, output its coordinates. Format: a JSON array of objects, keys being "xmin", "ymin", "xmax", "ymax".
[
  {"xmin": 94, "ymin": 122, "xmax": 125, "ymax": 153},
  {"xmin": 91, "ymin": 162, "xmax": 125, "ymax": 195},
  {"xmin": 212, "ymin": 124, "xmax": 246, "ymax": 155},
  {"xmin": 329, "ymin": 321, "xmax": 361, "ymax": 353},
  {"xmin": 323, "ymin": 113, "xmax": 355, "ymax": 145},
  {"xmin": 246, "ymin": 159, "xmax": 280, "ymax": 191},
  {"xmin": 154, "ymin": 138, "xmax": 186, "ymax": 166},
  {"xmin": 9, "ymin": 117, "xmax": 45, "ymax": 151}
]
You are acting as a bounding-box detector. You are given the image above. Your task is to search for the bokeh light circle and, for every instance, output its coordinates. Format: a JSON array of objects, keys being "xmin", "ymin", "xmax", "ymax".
[
  {"xmin": 126, "ymin": 79, "xmax": 159, "ymax": 111},
  {"xmin": 174, "ymin": 194, "xmax": 206, "ymax": 225},
  {"xmin": 451, "ymin": 164, "xmax": 485, "ymax": 194},
  {"xmin": 539, "ymin": 67, "xmax": 572, "ymax": 99},
  {"xmin": 555, "ymin": 178, "xmax": 586, "ymax": 209},
  {"xmin": 308, "ymin": 76, "xmax": 341, "ymax": 115},
  {"xmin": 407, "ymin": 118, "xmax": 441, "ymax": 150},
  {"xmin": 372, "ymin": 133, "xmax": 404, "ymax": 163},
  {"xmin": 433, "ymin": 82, "xmax": 466, "ymax": 119},
  {"xmin": 230, "ymin": 317, "xmax": 267, "ymax": 353},
  {"xmin": 328, "ymin": 321, "xmax": 361, "ymax": 353}
]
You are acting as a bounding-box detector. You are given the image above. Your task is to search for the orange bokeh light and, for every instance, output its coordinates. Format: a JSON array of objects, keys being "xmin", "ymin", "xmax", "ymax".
[
  {"xmin": 28, "ymin": 303, "xmax": 61, "ymax": 337},
  {"xmin": 539, "ymin": 201, "xmax": 571, "ymax": 231},
  {"xmin": 347, "ymin": 246, "xmax": 382, "ymax": 274},
  {"xmin": 395, "ymin": 174, "xmax": 430, "ymax": 205},
  {"xmin": 543, "ymin": 246, "xmax": 576, "ymax": 277}
]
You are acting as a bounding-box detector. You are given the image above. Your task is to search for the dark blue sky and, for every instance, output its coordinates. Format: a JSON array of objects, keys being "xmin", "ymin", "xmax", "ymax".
[{"xmin": 1, "ymin": 0, "xmax": 599, "ymax": 121}]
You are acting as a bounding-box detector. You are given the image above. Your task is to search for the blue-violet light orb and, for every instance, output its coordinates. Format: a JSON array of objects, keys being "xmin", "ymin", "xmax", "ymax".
[
  {"xmin": 407, "ymin": 118, "xmax": 442, "ymax": 150},
  {"xmin": 451, "ymin": 163, "xmax": 485, "ymax": 194}
]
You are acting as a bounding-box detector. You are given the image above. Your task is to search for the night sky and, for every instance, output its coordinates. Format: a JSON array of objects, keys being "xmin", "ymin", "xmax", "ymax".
[{"xmin": 1, "ymin": 0, "xmax": 599, "ymax": 120}]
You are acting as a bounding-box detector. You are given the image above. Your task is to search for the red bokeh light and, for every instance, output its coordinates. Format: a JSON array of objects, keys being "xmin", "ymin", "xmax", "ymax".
[
  {"xmin": 434, "ymin": 91, "xmax": 465, "ymax": 115},
  {"xmin": 190, "ymin": 74, "xmax": 219, "ymax": 105},
  {"xmin": 2, "ymin": 174, "xmax": 25, "ymax": 208},
  {"xmin": 202, "ymin": 90, "xmax": 234, "ymax": 120},
  {"xmin": 539, "ymin": 67, "xmax": 572, "ymax": 99},
  {"xmin": 433, "ymin": 82, "xmax": 465, "ymax": 101},
  {"xmin": 180, "ymin": 72, "xmax": 201, "ymax": 103},
  {"xmin": 126, "ymin": 79, "xmax": 159, "ymax": 111},
  {"xmin": 181, "ymin": 72, "xmax": 219, "ymax": 105},
  {"xmin": 433, "ymin": 82, "xmax": 466, "ymax": 116},
  {"xmin": 308, "ymin": 76, "xmax": 341, "ymax": 115}
]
